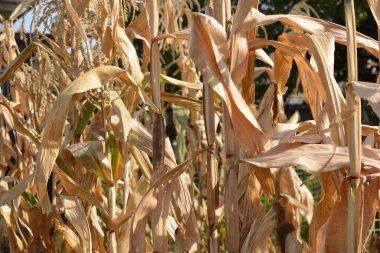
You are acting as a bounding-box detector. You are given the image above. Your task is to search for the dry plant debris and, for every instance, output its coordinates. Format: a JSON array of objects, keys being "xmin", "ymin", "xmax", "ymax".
[{"xmin": 0, "ymin": 0, "xmax": 380, "ymax": 252}]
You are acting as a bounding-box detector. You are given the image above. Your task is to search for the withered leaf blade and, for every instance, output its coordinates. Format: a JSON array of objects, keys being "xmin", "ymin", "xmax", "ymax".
[
  {"xmin": 189, "ymin": 13, "xmax": 265, "ymax": 156},
  {"xmin": 131, "ymin": 150, "xmax": 204, "ymax": 252},
  {"xmin": 242, "ymin": 143, "xmax": 380, "ymax": 174},
  {"xmin": 225, "ymin": 166, "xmax": 239, "ymax": 252},
  {"xmin": 35, "ymin": 66, "xmax": 124, "ymax": 214},
  {"xmin": 60, "ymin": 195, "xmax": 92, "ymax": 253},
  {"xmin": 349, "ymin": 81, "xmax": 380, "ymax": 118},
  {"xmin": 233, "ymin": 8, "xmax": 379, "ymax": 57},
  {"xmin": 9, "ymin": 0, "xmax": 35, "ymax": 20},
  {"xmin": 0, "ymin": 174, "xmax": 33, "ymax": 206},
  {"xmin": 368, "ymin": 0, "xmax": 380, "ymax": 26}
]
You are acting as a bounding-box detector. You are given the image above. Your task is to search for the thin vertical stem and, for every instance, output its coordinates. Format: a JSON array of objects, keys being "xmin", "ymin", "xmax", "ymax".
[
  {"xmin": 102, "ymin": 94, "xmax": 117, "ymax": 253},
  {"xmin": 204, "ymin": 3, "xmax": 220, "ymax": 252},
  {"xmin": 108, "ymin": 184, "xmax": 117, "ymax": 252},
  {"xmin": 148, "ymin": 0, "xmax": 167, "ymax": 251},
  {"xmin": 122, "ymin": 156, "xmax": 130, "ymax": 214},
  {"xmin": 344, "ymin": 0, "xmax": 362, "ymax": 253},
  {"xmin": 204, "ymin": 83, "xmax": 219, "ymax": 253}
]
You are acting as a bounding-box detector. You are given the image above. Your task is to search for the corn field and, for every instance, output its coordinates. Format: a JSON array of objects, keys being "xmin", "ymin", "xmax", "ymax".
[{"xmin": 0, "ymin": 0, "xmax": 380, "ymax": 252}]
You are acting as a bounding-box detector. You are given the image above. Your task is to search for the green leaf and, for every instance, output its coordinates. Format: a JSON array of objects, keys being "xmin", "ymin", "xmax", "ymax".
[
  {"xmin": 75, "ymin": 100, "xmax": 96, "ymax": 137},
  {"xmin": 22, "ymin": 190, "xmax": 37, "ymax": 206}
]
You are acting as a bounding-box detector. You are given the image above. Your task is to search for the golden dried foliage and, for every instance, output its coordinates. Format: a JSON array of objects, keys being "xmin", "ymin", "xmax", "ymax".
[{"xmin": 0, "ymin": 0, "xmax": 379, "ymax": 252}]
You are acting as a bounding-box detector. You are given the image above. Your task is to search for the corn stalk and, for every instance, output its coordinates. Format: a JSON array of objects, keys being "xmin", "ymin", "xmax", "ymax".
[
  {"xmin": 204, "ymin": 2, "xmax": 221, "ymax": 252},
  {"xmin": 203, "ymin": 82, "xmax": 219, "ymax": 252},
  {"xmin": 344, "ymin": 1, "xmax": 362, "ymax": 253},
  {"xmin": 148, "ymin": 0, "xmax": 167, "ymax": 251}
]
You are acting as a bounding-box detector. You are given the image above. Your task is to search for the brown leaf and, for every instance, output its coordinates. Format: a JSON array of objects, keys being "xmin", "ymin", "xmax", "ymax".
[
  {"xmin": 35, "ymin": 66, "xmax": 124, "ymax": 214},
  {"xmin": 189, "ymin": 14, "xmax": 266, "ymax": 156},
  {"xmin": 324, "ymin": 180, "xmax": 350, "ymax": 253},
  {"xmin": 63, "ymin": 0, "xmax": 92, "ymax": 64},
  {"xmin": 368, "ymin": 0, "xmax": 380, "ymax": 27},
  {"xmin": 233, "ymin": 8, "xmax": 379, "ymax": 57},
  {"xmin": 60, "ymin": 195, "xmax": 92, "ymax": 253},
  {"xmin": 240, "ymin": 207, "xmax": 276, "ymax": 252},
  {"xmin": 249, "ymin": 38, "xmax": 326, "ymax": 121},
  {"xmin": 9, "ymin": 0, "xmax": 35, "ymax": 20},
  {"xmin": 0, "ymin": 174, "xmax": 33, "ymax": 206},
  {"xmin": 131, "ymin": 150, "xmax": 204, "ymax": 252},
  {"xmin": 242, "ymin": 143, "xmax": 380, "ymax": 174},
  {"xmin": 309, "ymin": 172, "xmax": 338, "ymax": 252},
  {"xmin": 225, "ymin": 166, "xmax": 239, "ymax": 252},
  {"xmin": 350, "ymin": 81, "xmax": 380, "ymax": 118}
]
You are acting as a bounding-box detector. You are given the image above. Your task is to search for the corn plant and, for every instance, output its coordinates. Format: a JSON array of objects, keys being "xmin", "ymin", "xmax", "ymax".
[{"xmin": 0, "ymin": 0, "xmax": 380, "ymax": 252}]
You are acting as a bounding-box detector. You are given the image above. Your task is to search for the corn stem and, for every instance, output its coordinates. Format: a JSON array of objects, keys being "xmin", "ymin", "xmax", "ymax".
[{"xmin": 344, "ymin": 1, "xmax": 362, "ymax": 252}]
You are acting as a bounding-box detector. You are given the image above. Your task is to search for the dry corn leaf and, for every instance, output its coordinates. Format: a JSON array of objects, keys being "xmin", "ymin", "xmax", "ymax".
[
  {"xmin": 9, "ymin": 0, "xmax": 35, "ymax": 20},
  {"xmin": 309, "ymin": 172, "xmax": 338, "ymax": 252},
  {"xmin": 368, "ymin": 0, "xmax": 380, "ymax": 26},
  {"xmin": 249, "ymin": 38, "xmax": 326, "ymax": 120},
  {"xmin": 285, "ymin": 33, "xmax": 346, "ymax": 122},
  {"xmin": 129, "ymin": 145, "xmax": 153, "ymax": 179},
  {"xmin": 116, "ymin": 176, "xmax": 149, "ymax": 253},
  {"xmin": 18, "ymin": 204, "xmax": 51, "ymax": 251},
  {"xmin": 189, "ymin": 13, "xmax": 265, "ymax": 155},
  {"xmin": 0, "ymin": 41, "xmax": 72, "ymax": 85},
  {"xmin": 229, "ymin": 31, "xmax": 249, "ymax": 85},
  {"xmin": 115, "ymin": 26, "xmax": 144, "ymax": 82},
  {"xmin": 255, "ymin": 48, "xmax": 274, "ymax": 67},
  {"xmin": 240, "ymin": 207, "xmax": 276, "ymax": 252},
  {"xmin": 183, "ymin": 212, "xmax": 201, "ymax": 252},
  {"xmin": 110, "ymin": 91, "xmax": 133, "ymax": 181},
  {"xmin": 66, "ymin": 141, "xmax": 112, "ymax": 182},
  {"xmin": 329, "ymin": 110, "xmax": 355, "ymax": 152},
  {"xmin": 170, "ymin": 173, "xmax": 194, "ymax": 223},
  {"xmin": 36, "ymin": 66, "xmax": 125, "ymax": 214},
  {"xmin": 51, "ymin": 218, "xmax": 82, "ymax": 253},
  {"xmin": 189, "ymin": 13, "xmax": 274, "ymax": 195},
  {"xmin": 63, "ymin": 0, "xmax": 92, "ymax": 64},
  {"xmin": 0, "ymin": 174, "xmax": 33, "ymax": 206},
  {"xmin": 53, "ymin": 163, "xmax": 108, "ymax": 216},
  {"xmin": 90, "ymin": 206, "xmax": 106, "ymax": 253},
  {"xmin": 132, "ymin": 150, "xmax": 204, "ymax": 246},
  {"xmin": 233, "ymin": 8, "xmax": 379, "ymax": 57},
  {"xmin": 129, "ymin": 120, "xmax": 177, "ymax": 169},
  {"xmin": 324, "ymin": 180, "xmax": 351, "ymax": 253},
  {"xmin": 0, "ymin": 102, "xmax": 41, "ymax": 147},
  {"xmin": 102, "ymin": 26, "xmax": 114, "ymax": 58},
  {"xmin": 144, "ymin": 87, "xmax": 203, "ymax": 111},
  {"xmin": 42, "ymin": 35, "xmax": 72, "ymax": 65},
  {"xmin": 280, "ymin": 193, "xmax": 313, "ymax": 223},
  {"xmin": 231, "ymin": 0, "xmax": 256, "ymax": 34},
  {"xmin": 256, "ymin": 84, "xmax": 276, "ymax": 138},
  {"xmin": 131, "ymin": 149, "xmax": 204, "ymax": 252},
  {"xmin": 242, "ymin": 143, "xmax": 380, "ymax": 174},
  {"xmin": 33, "ymin": 41, "xmax": 71, "ymax": 74},
  {"xmin": 0, "ymin": 205, "xmax": 24, "ymax": 252},
  {"xmin": 126, "ymin": 8, "xmax": 151, "ymax": 45},
  {"xmin": 225, "ymin": 166, "xmax": 239, "ymax": 252},
  {"xmin": 349, "ymin": 81, "xmax": 380, "ymax": 118},
  {"xmin": 110, "ymin": 0, "xmax": 122, "ymax": 32},
  {"xmin": 0, "ymin": 43, "xmax": 37, "ymax": 85},
  {"xmin": 144, "ymin": 73, "xmax": 203, "ymax": 90},
  {"xmin": 117, "ymin": 71, "xmax": 160, "ymax": 114},
  {"xmin": 361, "ymin": 178, "xmax": 380, "ymax": 246},
  {"xmin": 60, "ymin": 195, "xmax": 92, "ymax": 253},
  {"xmin": 274, "ymin": 48, "xmax": 293, "ymax": 92}
]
